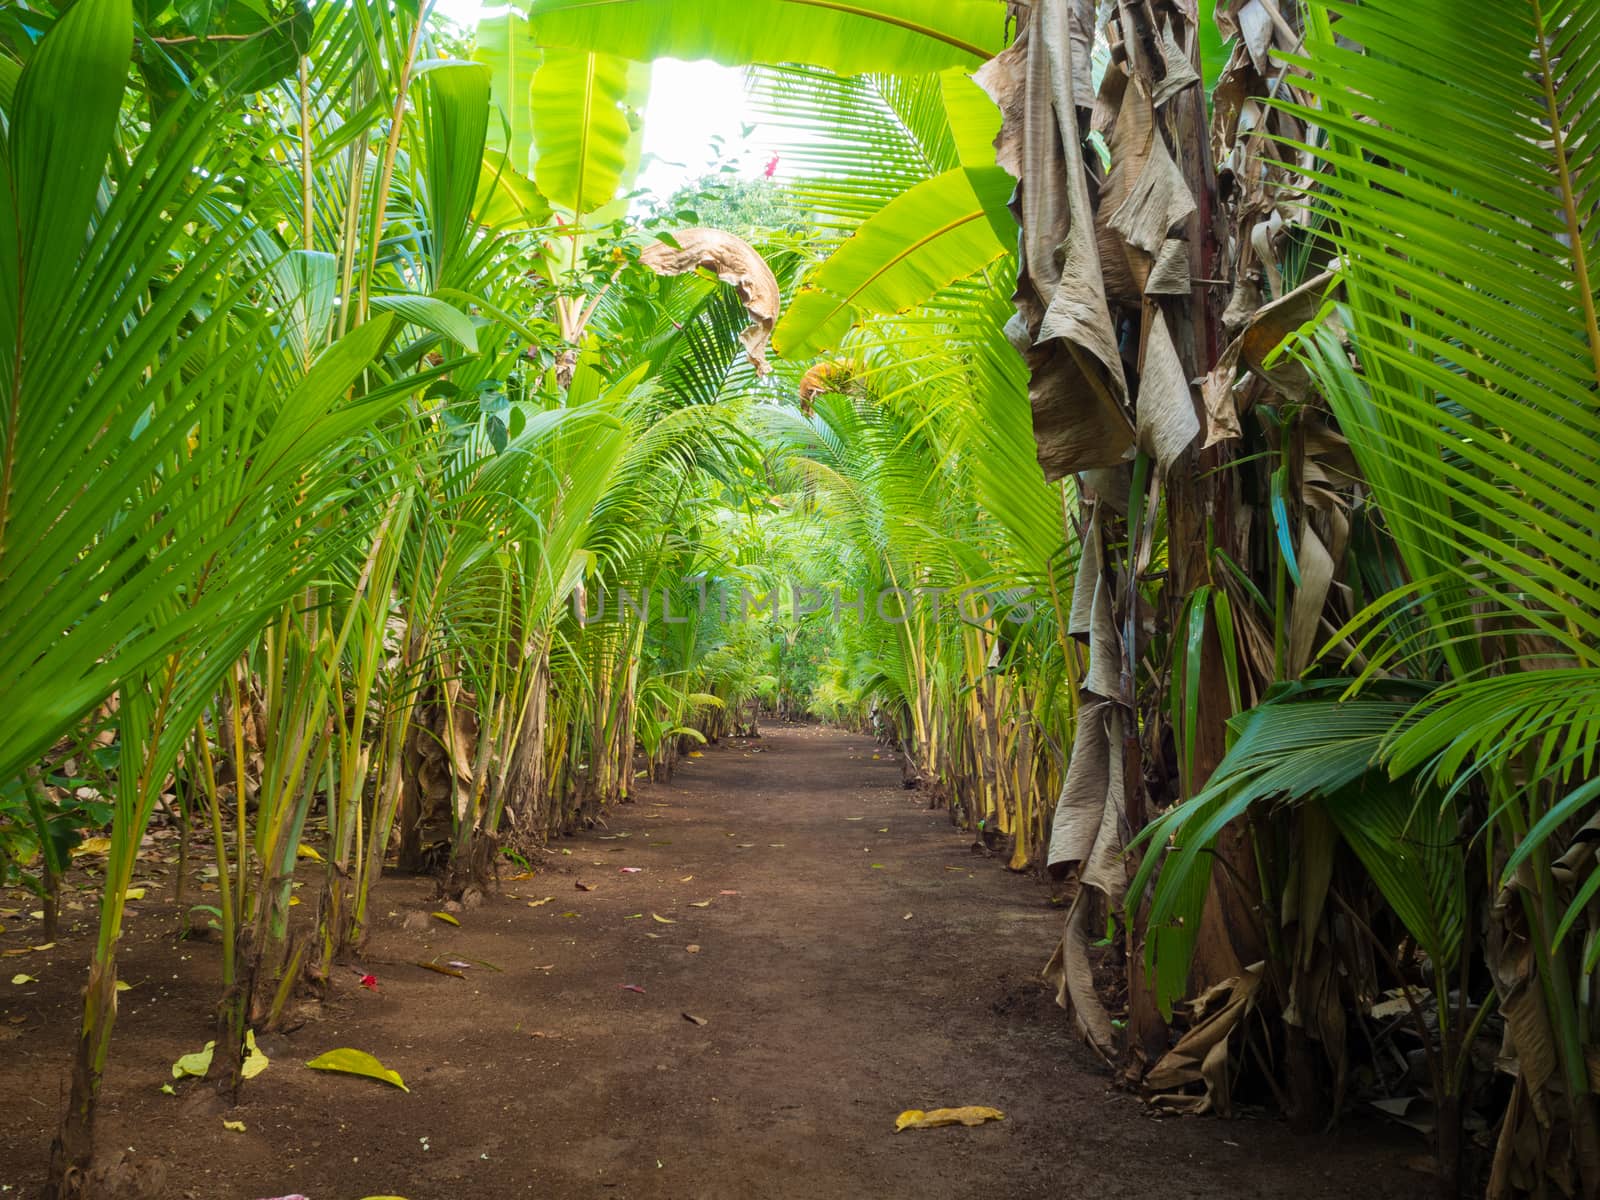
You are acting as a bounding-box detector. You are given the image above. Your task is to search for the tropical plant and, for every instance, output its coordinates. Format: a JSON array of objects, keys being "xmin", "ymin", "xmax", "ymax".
[{"xmin": 1296, "ymin": 2, "xmax": 1598, "ymax": 1188}]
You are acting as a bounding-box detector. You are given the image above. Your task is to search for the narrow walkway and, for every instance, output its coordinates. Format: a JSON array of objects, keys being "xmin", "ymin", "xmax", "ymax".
[{"xmin": 2, "ymin": 724, "xmax": 1419, "ymax": 1198}]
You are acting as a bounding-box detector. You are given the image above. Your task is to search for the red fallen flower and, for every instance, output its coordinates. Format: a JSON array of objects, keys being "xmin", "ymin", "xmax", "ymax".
[
  {"xmin": 620, "ymin": 984, "xmax": 646, "ymax": 994},
  {"xmin": 359, "ymin": 973, "xmax": 378, "ymax": 991}
]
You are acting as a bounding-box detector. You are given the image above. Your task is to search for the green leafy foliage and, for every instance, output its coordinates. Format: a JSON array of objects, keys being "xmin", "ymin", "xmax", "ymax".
[
  {"xmin": 530, "ymin": 48, "xmax": 649, "ymax": 217},
  {"xmin": 525, "ymin": 0, "xmax": 1007, "ymax": 76}
]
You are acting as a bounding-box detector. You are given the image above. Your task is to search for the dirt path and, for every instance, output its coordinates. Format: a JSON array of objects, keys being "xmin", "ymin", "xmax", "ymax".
[{"xmin": 1, "ymin": 723, "xmax": 1421, "ymax": 1199}]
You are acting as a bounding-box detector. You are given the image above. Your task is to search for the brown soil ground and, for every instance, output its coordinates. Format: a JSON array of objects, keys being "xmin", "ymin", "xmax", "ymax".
[{"xmin": 1, "ymin": 723, "xmax": 1425, "ymax": 1199}]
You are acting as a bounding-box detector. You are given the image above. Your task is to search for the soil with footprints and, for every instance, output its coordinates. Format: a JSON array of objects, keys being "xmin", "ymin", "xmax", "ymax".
[{"xmin": 0, "ymin": 723, "xmax": 1424, "ymax": 1198}]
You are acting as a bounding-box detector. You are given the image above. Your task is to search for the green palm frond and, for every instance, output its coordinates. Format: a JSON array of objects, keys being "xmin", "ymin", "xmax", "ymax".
[
  {"xmin": 1292, "ymin": 0, "xmax": 1600, "ymax": 669},
  {"xmin": 1289, "ymin": 3, "xmax": 1600, "ymax": 1011}
]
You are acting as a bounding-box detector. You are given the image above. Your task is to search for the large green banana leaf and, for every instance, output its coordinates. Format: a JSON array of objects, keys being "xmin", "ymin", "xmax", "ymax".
[
  {"xmin": 529, "ymin": 48, "xmax": 650, "ymax": 218},
  {"xmin": 774, "ymin": 165, "xmax": 1014, "ymax": 357},
  {"xmin": 475, "ymin": 10, "xmax": 540, "ymax": 174},
  {"xmin": 939, "ymin": 68, "xmax": 1001, "ymax": 169},
  {"xmin": 524, "ymin": 0, "xmax": 1007, "ymax": 76},
  {"xmin": 475, "ymin": 151, "xmax": 552, "ymax": 230}
]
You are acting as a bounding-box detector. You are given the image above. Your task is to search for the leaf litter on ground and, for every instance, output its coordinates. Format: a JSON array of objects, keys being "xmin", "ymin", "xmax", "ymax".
[
  {"xmin": 894, "ymin": 1106, "xmax": 1005, "ymax": 1132},
  {"xmin": 305, "ymin": 1048, "xmax": 408, "ymax": 1091}
]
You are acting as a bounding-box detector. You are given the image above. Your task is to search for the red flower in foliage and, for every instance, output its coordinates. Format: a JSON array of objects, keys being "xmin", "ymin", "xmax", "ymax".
[{"xmin": 764, "ymin": 154, "xmax": 779, "ymax": 179}]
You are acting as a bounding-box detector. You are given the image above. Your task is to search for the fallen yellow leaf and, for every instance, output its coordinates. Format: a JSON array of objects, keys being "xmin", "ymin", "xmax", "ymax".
[
  {"xmin": 689, "ymin": 900, "xmax": 712, "ymax": 908},
  {"xmin": 527, "ymin": 897, "xmax": 555, "ymax": 907},
  {"xmin": 296, "ymin": 843, "xmax": 325, "ymax": 862},
  {"xmin": 223, "ymin": 1119, "xmax": 246, "ymax": 1133},
  {"xmin": 305, "ymin": 1047, "xmax": 408, "ymax": 1092},
  {"xmin": 172, "ymin": 1042, "xmax": 215, "ymax": 1079},
  {"xmin": 894, "ymin": 1106, "xmax": 1005, "ymax": 1132},
  {"xmin": 431, "ymin": 911, "xmax": 460, "ymax": 926},
  {"xmin": 651, "ymin": 913, "xmax": 676, "ymax": 924},
  {"xmin": 240, "ymin": 1029, "xmax": 269, "ymax": 1080},
  {"xmin": 678, "ymin": 875, "xmax": 694, "ymax": 882},
  {"xmin": 123, "ymin": 888, "xmax": 146, "ymax": 901},
  {"xmin": 11, "ymin": 973, "xmax": 36, "ymax": 985},
  {"xmin": 71, "ymin": 837, "xmax": 112, "ymax": 857}
]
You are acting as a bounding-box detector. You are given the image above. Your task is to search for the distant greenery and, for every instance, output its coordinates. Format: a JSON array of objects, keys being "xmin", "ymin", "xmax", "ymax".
[{"xmin": 663, "ymin": 173, "xmax": 810, "ymax": 236}]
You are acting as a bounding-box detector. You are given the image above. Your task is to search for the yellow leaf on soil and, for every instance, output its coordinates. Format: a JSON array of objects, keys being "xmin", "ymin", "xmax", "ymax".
[
  {"xmin": 223, "ymin": 1120, "xmax": 246, "ymax": 1133},
  {"xmin": 305, "ymin": 1048, "xmax": 409, "ymax": 1092},
  {"xmin": 71, "ymin": 837, "xmax": 112, "ymax": 857},
  {"xmin": 678, "ymin": 875, "xmax": 694, "ymax": 882},
  {"xmin": 240, "ymin": 1029, "xmax": 269, "ymax": 1080},
  {"xmin": 431, "ymin": 911, "xmax": 460, "ymax": 926},
  {"xmin": 172, "ymin": 1041, "xmax": 215, "ymax": 1079},
  {"xmin": 894, "ymin": 1106, "xmax": 1004, "ymax": 1132},
  {"xmin": 297, "ymin": 843, "xmax": 324, "ymax": 862},
  {"xmin": 11, "ymin": 973, "xmax": 36, "ymax": 985},
  {"xmin": 528, "ymin": 897, "xmax": 555, "ymax": 907},
  {"xmin": 689, "ymin": 901, "xmax": 712, "ymax": 908},
  {"xmin": 123, "ymin": 888, "xmax": 146, "ymax": 901},
  {"xmin": 651, "ymin": 913, "xmax": 675, "ymax": 924}
]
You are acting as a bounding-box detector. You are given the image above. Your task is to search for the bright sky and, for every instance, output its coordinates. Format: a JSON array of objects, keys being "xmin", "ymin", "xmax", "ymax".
[{"xmin": 433, "ymin": 0, "xmax": 764, "ymax": 202}]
